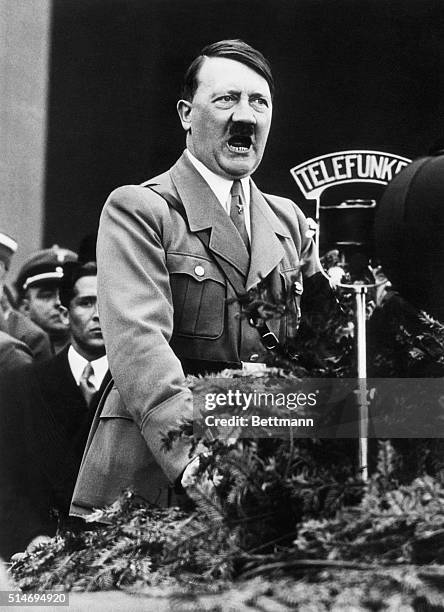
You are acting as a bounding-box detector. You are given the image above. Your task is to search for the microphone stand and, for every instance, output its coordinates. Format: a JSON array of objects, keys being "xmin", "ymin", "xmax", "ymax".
[{"xmin": 335, "ymin": 278, "xmax": 386, "ymax": 481}]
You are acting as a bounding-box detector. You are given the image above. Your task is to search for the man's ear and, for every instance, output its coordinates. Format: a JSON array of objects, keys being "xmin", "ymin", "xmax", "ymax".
[
  {"xmin": 59, "ymin": 305, "xmax": 69, "ymax": 326},
  {"xmin": 18, "ymin": 298, "xmax": 30, "ymax": 316},
  {"xmin": 177, "ymin": 99, "xmax": 193, "ymax": 132}
]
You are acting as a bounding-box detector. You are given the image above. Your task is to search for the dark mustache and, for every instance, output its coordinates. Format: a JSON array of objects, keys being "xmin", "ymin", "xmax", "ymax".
[{"xmin": 229, "ymin": 123, "xmax": 254, "ymax": 137}]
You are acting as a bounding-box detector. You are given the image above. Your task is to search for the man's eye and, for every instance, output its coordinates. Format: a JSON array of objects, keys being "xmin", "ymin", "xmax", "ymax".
[
  {"xmin": 215, "ymin": 95, "xmax": 235, "ymax": 107},
  {"xmin": 78, "ymin": 298, "xmax": 95, "ymax": 308},
  {"xmin": 38, "ymin": 291, "xmax": 54, "ymax": 300},
  {"xmin": 250, "ymin": 97, "xmax": 268, "ymax": 109}
]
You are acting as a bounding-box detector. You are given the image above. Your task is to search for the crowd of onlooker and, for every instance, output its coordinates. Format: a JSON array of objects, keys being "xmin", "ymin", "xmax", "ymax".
[{"xmin": 0, "ymin": 231, "xmax": 109, "ymax": 559}]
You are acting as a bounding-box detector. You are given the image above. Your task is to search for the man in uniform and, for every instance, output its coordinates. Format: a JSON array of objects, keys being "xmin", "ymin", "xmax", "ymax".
[
  {"xmin": 0, "ymin": 231, "xmax": 52, "ymax": 362},
  {"xmin": 71, "ymin": 39, "xmax": 328, "ymax": 516},
  {"xmin": 15, "ymin": 245, "xmax": 77, "ymax": 354}
]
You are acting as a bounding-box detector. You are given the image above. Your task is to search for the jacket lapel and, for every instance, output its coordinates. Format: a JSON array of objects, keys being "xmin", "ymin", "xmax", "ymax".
[
  {"xmin": 169, "ymin": 153, "xmax": 250, "ymax": 279},
  {"xmin": 36, "ymin": 347, "xmax": 86, "ymax": 406},
  {"xmin": 168, "ymin": 154, "xmax": 289, "ymax": 290},
  {"xmin": 246, "ymin": 182, "xmax": 288, "ymax": 291}
]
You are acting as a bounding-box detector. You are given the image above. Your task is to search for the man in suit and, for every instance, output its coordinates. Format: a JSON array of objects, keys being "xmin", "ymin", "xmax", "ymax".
[
  {"xmin": 0, "ymin": 231, "xmax": 52, "ymax": 362},
  {"xmin": 71, "ymin": 39, "xmax": 328, "ymax": 516},
  {"xmin": 15, "ymin": 245, "xmax": 78, "ymax": 354},
  {"xmin": 0, "ymin": 262, "xmax": 109, "ymax": 558}
]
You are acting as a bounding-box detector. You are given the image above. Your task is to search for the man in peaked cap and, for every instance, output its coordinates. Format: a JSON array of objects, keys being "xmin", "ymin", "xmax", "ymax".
[
  {"xmin": 16, "ymin": 245, "xmax": 78, "ymax": 354},
  {"xmin": 0, "ymin": 232, "xmax": 52, "ymax": 362}
]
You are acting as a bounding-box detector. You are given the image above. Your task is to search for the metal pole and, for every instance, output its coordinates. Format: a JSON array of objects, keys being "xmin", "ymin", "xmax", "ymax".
[
  {"xmin": 315, "ymin": 197, "xmax": 320, "ymax": 245},
  {"xmin": 355, "ymin": 285, "xmax": 368, "ymax": 481}
]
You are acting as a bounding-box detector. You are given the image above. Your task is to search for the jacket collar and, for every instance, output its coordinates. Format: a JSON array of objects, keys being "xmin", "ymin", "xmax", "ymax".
[
  {"xmin": 170, "ymin": 153, "xmax": 249, "ymax": 277},
  {"xmin": 185, "ymin": 149, "xmax": 250, "ymax": 211},
  {"xmin": 169, "ymin": 152, "xmax": 287, "ymax": 286}
]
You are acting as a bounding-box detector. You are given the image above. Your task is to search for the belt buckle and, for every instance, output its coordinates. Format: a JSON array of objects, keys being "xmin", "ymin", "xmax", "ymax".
[{"xmin": 262, "ymin": 331, "xmax": 279, "ymax": 350}]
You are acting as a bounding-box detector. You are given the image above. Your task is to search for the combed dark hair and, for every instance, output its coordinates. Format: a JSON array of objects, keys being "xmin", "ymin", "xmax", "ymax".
[
  {"xmin": 59, "ymin": 261, "xmax": 97, "ymax": 309},
  {"xmin": 182, "ymin": 39, "xmax": 274, "ymax": 102}
]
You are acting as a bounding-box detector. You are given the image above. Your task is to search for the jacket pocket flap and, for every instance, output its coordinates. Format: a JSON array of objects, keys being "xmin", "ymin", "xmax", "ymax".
[{"xmin": 167, "ymin": 253, "xmax": 225, "ymax": 284}]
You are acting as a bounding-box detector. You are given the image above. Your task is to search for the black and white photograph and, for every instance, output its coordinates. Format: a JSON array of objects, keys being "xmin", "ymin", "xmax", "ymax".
[{"xmin": 1, "ymin": 0, "xmax": 444, "ymax": 609}]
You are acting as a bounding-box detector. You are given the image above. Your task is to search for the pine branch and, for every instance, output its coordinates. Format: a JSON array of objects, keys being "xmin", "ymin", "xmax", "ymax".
[{"xmin": 239, "ymin": 558, "xmax": 376, "ymax": 579}]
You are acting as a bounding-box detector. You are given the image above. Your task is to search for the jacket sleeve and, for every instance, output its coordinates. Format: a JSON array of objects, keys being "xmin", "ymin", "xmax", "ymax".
[
  {"xmin": 0, "ymin": 332, "xmax": 33, "ymax": 375},
  {"xmin": 96, "ymin": 185, "xmax": 194, "ymax": 483},
  {"xmin": 11, "ymin": 311, "xmax": 52, "ymax": 362}
]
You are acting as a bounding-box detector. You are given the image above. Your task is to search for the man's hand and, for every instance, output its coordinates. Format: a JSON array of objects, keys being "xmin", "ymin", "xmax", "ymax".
[
  {"xmin": 181, "ymin": 456, "xmax": 200, "ymax": 488},
  {"xmin": 181, "ymin": 456, "xmax": 223, "ymax": 503}
]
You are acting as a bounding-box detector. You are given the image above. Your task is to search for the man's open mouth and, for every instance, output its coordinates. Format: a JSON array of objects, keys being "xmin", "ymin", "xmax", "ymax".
[{"xmin": 227, "ymin": 135, "xmax": 252, "ymax": 153}]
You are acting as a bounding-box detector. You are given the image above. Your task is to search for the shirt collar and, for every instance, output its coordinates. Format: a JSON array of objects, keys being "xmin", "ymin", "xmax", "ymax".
[
  {"xmin": 185, "ymin": 149, "xmax": 250, "ymax": 213},
  {"xmin": 68, "ymin": 344, "xmax": 108, "ymax": 390}
]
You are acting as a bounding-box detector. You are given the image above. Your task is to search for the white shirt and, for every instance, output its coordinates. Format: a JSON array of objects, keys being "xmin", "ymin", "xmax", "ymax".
[
  {"xmin": 186, "ymin": 149, "xmax": 252, "ymax": 238},
  {"xmin": 67, "ymin": 345, "xmax": 108, "ymax": 391}
]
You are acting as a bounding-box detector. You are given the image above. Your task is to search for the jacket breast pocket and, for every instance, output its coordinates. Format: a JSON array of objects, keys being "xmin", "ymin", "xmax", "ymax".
[{"xmin": 167, "ymin": 253, "xmax": 226, "ymax": 339}]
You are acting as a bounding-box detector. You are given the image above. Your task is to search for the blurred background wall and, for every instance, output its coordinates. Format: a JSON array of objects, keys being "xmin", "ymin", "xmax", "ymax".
[
  {"xmin": 2, "ymin": 0, "xmax": 444, "ymax": 267},
  {"xmin": 0, "ymin": 0, "xmax": 51, "ymax": 278}
]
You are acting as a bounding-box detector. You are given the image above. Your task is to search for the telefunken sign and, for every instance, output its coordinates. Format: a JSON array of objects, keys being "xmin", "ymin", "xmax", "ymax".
[{"xmin": 290, "ymin": 150, "xmax": 411, "ymax": 200}]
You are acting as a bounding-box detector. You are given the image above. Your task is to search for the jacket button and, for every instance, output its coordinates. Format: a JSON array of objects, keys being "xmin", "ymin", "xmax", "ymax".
[{"xmin": 194, "ymin": 265, "xmax": 205, "ymax": 277}]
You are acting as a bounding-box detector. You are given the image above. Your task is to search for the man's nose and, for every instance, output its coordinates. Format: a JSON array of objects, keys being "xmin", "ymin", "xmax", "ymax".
[
  {"xmin": 231, "ymin": 98, "xmax": 256, "ymax": 124},
  {"xmin": 92, "ymin": 301, "xmax": 99, "ymax": 319}
]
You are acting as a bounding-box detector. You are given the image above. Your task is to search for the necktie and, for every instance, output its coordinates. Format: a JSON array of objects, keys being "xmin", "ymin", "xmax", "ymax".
[
  {"xmin": 230, "ymin": 180, "xmax": 250, "ymax": 252},
  {"xmin": 78, "ymin": 362, "xmax": 96, "ymax": 406}
]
